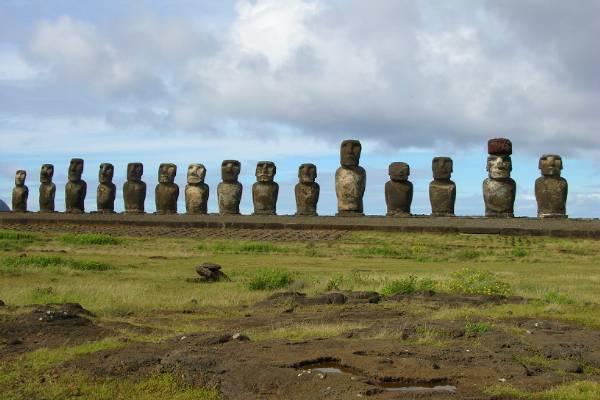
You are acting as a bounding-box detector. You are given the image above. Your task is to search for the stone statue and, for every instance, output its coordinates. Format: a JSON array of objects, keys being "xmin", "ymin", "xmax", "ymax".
[
  {"xmin": 535, "ymin": 154, "xmax": 568, "ymax": 218},
  {"xmin": 123, "ymin": 163, "xmax": 146, "ymax": 214},
  {"xmin": 252, "ymin": 161, "xmax": 278, "ymax": 215},
  {"xmin": 185, "ymin": 163, "xmax": 209, "ymax": 214},
  {"xmin": 155, "ymin": 163, "xmax": 179, "ymax": 214},
  {"xmin": 12, "ymin": 170, "xmax": 28, "ymax": 212},
  {"xmin": 429, "ymin": 157, "xmax": 456, "ymax": 216},
  {"xmin": 217, "ymin": 160, "xmax": 242, "ymax": 215},
  {"xmin": 295, "ymin": 163, "xmax": 319, "ymax": 216},
  {"xmin": 385, "ymin": 162, "xmax": 412, "ymax": 216},
  {"xmin": 483, "ymin": 138, "xmax": 516, "ymax": 217},
  {"xmin": 335, "ymin": 139, "xmax": 366, "ymax": 216},
  {"xmin": 96, "ymin": 163, "xmax": 116, "ymax": 213},
  {"xmin": 65, "ymin": 158, "xmax": 86, "ymax": 213},
  {"xmin": 39, "ymin": 164, "xmax": 56, "ymax": 213}
]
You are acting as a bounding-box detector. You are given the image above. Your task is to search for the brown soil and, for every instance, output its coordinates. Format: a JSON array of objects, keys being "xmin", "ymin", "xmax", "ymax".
[{"xmin": 3, "ymin": 294, "xmax": 600, "ymax": 399}]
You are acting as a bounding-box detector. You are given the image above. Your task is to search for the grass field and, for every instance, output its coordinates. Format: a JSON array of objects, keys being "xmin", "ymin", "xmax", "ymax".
[{"xmin": 1, "ymin": 228, "xmax": 600, "ymax": 399}]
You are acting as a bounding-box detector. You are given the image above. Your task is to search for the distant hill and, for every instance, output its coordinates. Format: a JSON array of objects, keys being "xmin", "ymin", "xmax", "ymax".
[{"xmin": 0, "ymin": 199, "xmax": 10, "ymax": 212}]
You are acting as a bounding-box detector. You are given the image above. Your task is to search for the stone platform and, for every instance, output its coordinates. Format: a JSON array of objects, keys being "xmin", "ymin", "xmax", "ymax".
[{"xmin": 1, "ymin": 212, "xmax": 599, "ymax": 238}]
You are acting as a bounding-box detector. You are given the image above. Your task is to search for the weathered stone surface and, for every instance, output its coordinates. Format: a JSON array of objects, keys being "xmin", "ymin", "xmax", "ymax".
[
  {"xmin": 252, "ymin": 161, "xmax": 278, "ymax": 215},
  {"xmin": 488, "ymin": 138, "xmax": 512, "ymax": 156},
  {"xmin": 335, "ymin": 140, "xmax": 366, "ymax": 216},
  {"xmin": 39, "ymin": 164, "xmax": 56, "ymax": 213},
  {"xmin": 535, "ymin": 154, "xmax": 568, "ymax": 218},
  {"xmin": 430, "ymin": 157, "xmax": 456, "ymax": 216},
  {"xmin": 295, "ymin": 163, "xmax": 319, "ymax": 216},
  {"xmin": 185, "ymin": 164, "xmax": 209, "ymax": 214},
  {"xmin": 12, "ymin": 170, "xmax": 28, "ymax": 212},
  {"xmin": 385, "ymin": 162, "xmax": 412, "ymax": 217},
  {"xmin": 483, "ymin": 142, "xmax": 515, "ymax": 217},
  {"xmin": 217, "ymin": 160, "xmax": 242, "ymax": 215},
  {"xmin": 191, "ymin": 263, "xmax": 230, "ymax": 282},
  {"xmin": 65, "ymin": 158, "xmax": 86, "ymax": 214},
  {"xmin": 96, "ymin": 163, "xmax": 116, "ymax": 213},
  {"xmin": 155, "ymin": 163, "xmax": 179, "ymax": 214},
  {"xmin": 123, "ymin": 163, "xmax": 146, "ymax": 214}
]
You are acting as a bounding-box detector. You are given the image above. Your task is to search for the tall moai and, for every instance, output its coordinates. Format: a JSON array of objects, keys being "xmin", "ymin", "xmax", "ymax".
[
  {"xmin": 429, "ymin": 157, "xmax": 456, "ymax": 216},
  {"xmin": 385, "ymin": 162, "xmax": 413, "ymax": 216},
  {"xmin": 217, "ymin": 160, "xmax": 242, "ymax": 215},
  {"xmin": 335, "ymin": 140, "xmax": 366, "ymax": 216},
  {"xmin": 123, "ymin": 163, "xmax": 146, "ymax": 214},
  {"xmin": 185, "ymin": 163, "xmax": 209, "ymax": 214},
  {"xmin": 483, "ymin": 138, "xmax": 516, "ymax": 217},
  {"xmin": 12, "ymin": 170, "xmax": 28, "ymax": 212},
  {"xmin": 97, "ymin": 163, "xmax": 116, "ymax": 213},
  {"xmin": 155, "ymin": 163, "xmax": 179, "ymax": 214},
  {"xmin": 295, "ymin": 163, "xmax": 319, "ymax": 216},
  {"xmin": 252, "ymin": 161, "xmax": 278, "ymax": 215},
  {"xmin": 535, "ymin": 154, "xmax": 568, "ymax": 218},
  {"xmin": 39, "ymin": 164, "xmax": 56, "ymax": 212},
  {"xmin": 65, "ymin": 158, "xmax": 86, "ymax": 213}
]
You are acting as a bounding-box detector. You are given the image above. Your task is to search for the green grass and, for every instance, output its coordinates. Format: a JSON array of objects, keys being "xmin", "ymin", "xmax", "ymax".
[
  {"xmin": 445, "ymin": 268, "xmax": 512, "ymax": 296},
  {"xmin": 544, "ymin": 291, "xmax": 576, "ymax": 305},
  {"xmin": 58, "ymin": 233, "xmax": 123, "ymax": 245},
  {"xmin": 485, "ymin": 380, "xmax": 600, "ymax": 399},
  {"xmin": 380, "ymin": 275, "xmax": 436, "ymax": 296},
  {"xmin": 247, "ymin": 268, "xmax": 294, "ymax": 290},
  {"xmin": 197, "ymin": 241, "xmax": 289, "ymax": 254},
  {"xmin": 465, "ymin": 321, "xmax": 491, "ymax": 334},
  {"xmin": 1, "ymin": 255, "xmax": 112, "ymax": 271}
]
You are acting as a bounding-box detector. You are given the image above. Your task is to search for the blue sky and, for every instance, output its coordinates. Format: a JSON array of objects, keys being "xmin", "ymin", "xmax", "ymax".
[{"xmin": 1, "ymin": 0, "xmax": 599, "ymax": 216}]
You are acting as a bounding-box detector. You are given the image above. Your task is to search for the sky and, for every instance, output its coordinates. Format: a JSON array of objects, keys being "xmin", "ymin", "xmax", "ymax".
[{"xmin": 1, "ymin": 0, "xmax": 599, "ymax": 217}]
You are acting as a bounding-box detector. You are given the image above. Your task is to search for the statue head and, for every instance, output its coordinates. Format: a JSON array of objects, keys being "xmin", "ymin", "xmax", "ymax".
[
  {"xmin": 255, "ymin": 161, "xmax": 276, "ymax": 183},
  {"xmin": 389, "ymin": 162, "xmax": 410, "ymax": 182},
  {"xmin": 432, "ymin": 157, "xmax": 453, "ymax": 180},
  {"xmin": 221, "ymin": 160, "xmax": 241, "ymax": 183},
  {"xmin": 40, "ymin": 164, "xmax": 54, "ymax": 184},
  {"xmin": 187, "ymin": 163, "xmax": 206, "ymax": 184},
  {"xmin": 68, "ymin": 158, "xmax": 84, "ymax": 182},
  {"xmin": 158, "ymin": 163, "xmax": 177, "ymax": 184},
  {"xmin": 15, "ymin": 170, "xmax": 26, "ymax": 186},
  {"xmin": 539, "ymin": 154, "xmax": 563, "ymax": 177},
  {"xmin": 486, "ymin": 155, "xmax": 512, "ymax": 179},
  {"xmin": 99, "ymin": 163, "xmax": 114, "ymax": 184},
  {"xmin": 127, "ymin": 163, "xmax": 144, "ymax": 182},
  {"xmin": 298, "ymin": 163, "xmax": 317, "ymax": 184},
  {"xmin": 340, "ymin": 139, "xmax": 362, "ymax": 167}
]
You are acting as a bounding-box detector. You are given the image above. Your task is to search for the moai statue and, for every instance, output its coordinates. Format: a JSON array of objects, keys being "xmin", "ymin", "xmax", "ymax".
[
  {"xmin": 252, "ymin": 161, "xmax": 278, "ymax": 215},
  {"xmin": 217, "ymin": 160, "xmax": 242, "ymax": 215},
  {"xmin": 385, "ymin": 162, "xmax": 413, "ymax": 216},
  {"xmin": 429, "ymin": 157, "xmax": 456, "ymax": 216},
  {"xmin": 335, "ymin": 140, "xmax": 366, "ymax": 216},
  {"xmin": 155, "ymin": 163, "xmax": 179, "ymax": 214},
  {"xmin": 295, "ymin": 163, "xmax": 319, "ymax": 216},
  {"xmin": 39, "ymin": 164, "xmax": 56, "ymax": 213},
  {"xmin": 483, "ymin": 138, "xmax": 516, "ymax": 217},
  {"xmin": 65, "ymin": 158, "xmax": 86, "ymax": 213},
  {"xmin": 12, "ymin": 170, "xmax": 28, "ymax": 212},
  {"xmin": 123, "ymin": 163, "xmax": 146, "ymax": 214},
  {"xmin": 535, "ymin": 154, "xmax": 568, "ymax": 218},
  {"xmin": 185, "ymin": 163, "xmax": 209, "ymax": 214},
  {"xmin": 96, "ymin": 163, "xmax": 116, "ymax": 213}
]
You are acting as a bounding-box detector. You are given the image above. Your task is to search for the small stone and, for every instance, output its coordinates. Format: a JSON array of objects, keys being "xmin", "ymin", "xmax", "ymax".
[
  {"xmin": 432, "ymin": 362, "xmax": 440, "ymax": 370},
  {"xmin": 498, "ymin": 378, "xmax": 507, "ymax": 382},
  {"xmin": 0, "ymin": 299, "xmax": 5, "ymax": 307},
  {"xmin": 232, "ymin": 333, "xmax": 250, "ymax": 341},
  {"xmin": 194, "ymin": 263, "xmax": 230, "ymax": 282},
  {"xmin": 7, "ymin": 337, "xmax": 23, "ymax": 345}
]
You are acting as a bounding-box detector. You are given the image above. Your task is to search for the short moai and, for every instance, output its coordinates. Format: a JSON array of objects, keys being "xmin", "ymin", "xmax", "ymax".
[
  {"xmin": 335, "ymin": 140, "xmax": 366, "ymax": 216},
  {"xmin": 429, "ymin": 157, "xmax": 456, "ymax": 216},
  {"xmin": 185, "ymin": 163, "xmax": 209, "ymax": 214},
  {"xmin": 385, "ymin": 162, "xmax": 413, "ymax": 216},
  {"xmin": 65, "ymin": 158, "xmax": 86, "ymax": 213},
  {"xmin": 155, "ymin": 163, "xmax": 179, "ymax": 214},
  {"xmin": 96, "ymin": 163, "xmax": 116, "ymax": 213},
  {"xmin": 12, "ymin": 170, "xmax": 28, "ymax": 212},
  {"xmin": 535, "ymin": 154, "xmax": 568, "ymax": 218},
  {"xmin": 295, "ymin": 163, "xmax": 319, "ymax": 216},
  {"xmin": 39, "ymin": 164, "xmax": 56, "ymax": 213},
  {"xmin": 217, "ymin": 160, "xmax": 242, "ymax": 215},
  {"xmin": 252, "ymin": 161, "xmax": 278, "ymax": 215},
  {"xmin": 483, "ymin": 138, "xmax": 516, "ymax": 217},
  {"xmin": 123, "ymin": 163, "xmax": 146, "ymax": 214}
]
